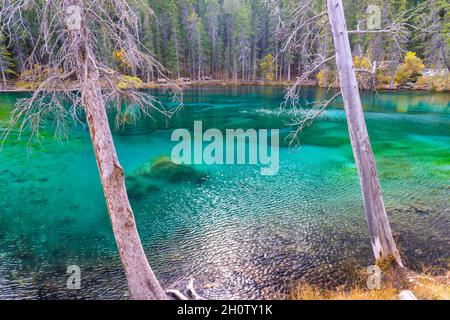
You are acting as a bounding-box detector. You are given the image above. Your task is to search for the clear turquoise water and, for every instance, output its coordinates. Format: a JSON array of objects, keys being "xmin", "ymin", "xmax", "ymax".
[{"xmin": 0, "ymin": 87, "xmax": 448, "ymax": 299}]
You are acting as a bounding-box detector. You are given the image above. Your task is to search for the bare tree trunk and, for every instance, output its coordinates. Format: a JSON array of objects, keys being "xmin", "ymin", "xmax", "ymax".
[
  {"xmin": 12, "ymin": 33, "xmax": 25, "ymax": 73},
  {"xmin": 279, "ymin": 56, "xmax": 283, "ymax": 81},
  {"xmin": 211, "ymin": 35, "xmax": 216, "ymax": 78},
  {"xmin": 323, "ymin": 29, "xmax": 329, "ymax": 87},
  {"xmin": 287, "ymin": 62, "xmax": 291, "ymax": 81},
  {"xmin": 390, "ymin": 62, "xmax": 398, "ymax": 89},
  {"xmin": 81, "ymin": 63, "xmax": 167, "ymax": 300},
  {"xmin": 198, "ymin": 26, "xmax": 203, "ymax": 81},
  {"xmin": 327, "ymin": 0, "xmax": 403, "ymax": 266},
  {"xmin": 252, "ymin": 35, "xmax": 257, "ymax": 81},
  {"xmin": 441, "ymin": 45, "xmax": 450, "ymax": 72},
  {"xmin": 1, "ymin": 69, "xmax": 6, "ymax": 88},
  {"xmin": 173, "ymin": 27, "xmax": 181, "ymax": 79},
  {"xmin": 72, "ymin": 17, "xmax": 167, "ymax": 299},
  {"xmin": 242, "ymin": 57, "xmax": 245, "ymax": 81}
]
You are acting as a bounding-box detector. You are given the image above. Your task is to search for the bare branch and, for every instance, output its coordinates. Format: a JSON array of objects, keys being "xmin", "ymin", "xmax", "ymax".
[
  {"xmin": 286, "ymin": 90, "xmax": 342, "ymax": 147},
  {"xmin": 282, "ymin": 55, "xmax": 335, "ymax": 109},
  {"xmin": 166, "ymin": 278, "xmax": 206, "ymax": 300},
  {"xmin": 0, "ymin": 0, "xmax": 182, "ymax": 146}
]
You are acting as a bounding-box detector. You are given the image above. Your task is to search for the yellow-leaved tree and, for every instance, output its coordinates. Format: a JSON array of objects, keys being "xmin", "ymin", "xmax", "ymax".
[
  {"xmin": 259, "ymin": 54, "xmax": 275, "ymax": 81},
  {"xmin": 114, "ymin": 49, "xmax": 132, "ymax": 74},
  {"xmin": 395, "ymin": 52, "xmax": 425, "ymax": 85}
]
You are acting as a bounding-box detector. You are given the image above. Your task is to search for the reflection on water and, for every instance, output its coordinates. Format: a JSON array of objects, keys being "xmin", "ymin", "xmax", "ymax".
[{"xmin": 0, "ymin": 87, "xmax": 448, "ymax": 299}]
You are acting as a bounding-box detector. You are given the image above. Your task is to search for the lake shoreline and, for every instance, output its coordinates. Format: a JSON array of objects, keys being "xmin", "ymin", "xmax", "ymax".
[{"xmin": 0, "ymin": 79, "xmax": 448, "ymax": 93}]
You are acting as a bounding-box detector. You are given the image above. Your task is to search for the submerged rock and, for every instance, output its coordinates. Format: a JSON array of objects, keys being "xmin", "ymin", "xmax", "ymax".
[
  {"xmin": 126, "ymin": 156, "xmax": 208, "ymax": 199},
  {"xmin": 126, "ymin": 175, "xmax": 160, "ymax": 200},
  {"xmin": 132, "ymin": 156, "xmax": 208, "ymax": 184}
]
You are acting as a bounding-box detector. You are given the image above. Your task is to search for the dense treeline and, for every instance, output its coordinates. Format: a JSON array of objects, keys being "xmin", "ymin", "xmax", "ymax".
[
  {"xmin": 0, "ymin": 0, "xmax": 449, "ymax": 85},
  {"xmin": 144, "ymin": 0, "xmax": 449, "ymax": 82}
]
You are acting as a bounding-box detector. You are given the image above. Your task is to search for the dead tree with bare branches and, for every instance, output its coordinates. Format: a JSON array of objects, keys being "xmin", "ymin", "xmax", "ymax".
[
  {"xmin": 0, "ymin": 0, "xmax": 183, "ymax": 299},
  {"xmin": 281, "ymin": 0, "xmax": 431, "ymax": 268},
  {"xmin": 326, "ymin": 0, "xmax": 403, "ymax": 266}
]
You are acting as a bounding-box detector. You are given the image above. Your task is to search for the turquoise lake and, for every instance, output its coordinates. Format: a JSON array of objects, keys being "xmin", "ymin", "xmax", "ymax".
[{"xmin": 0, "ymin": 86, "xmax": 448, "ymax": 299}]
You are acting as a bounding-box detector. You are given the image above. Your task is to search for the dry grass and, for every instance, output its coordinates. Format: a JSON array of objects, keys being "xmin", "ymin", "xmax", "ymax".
[
  {"xmin": 411, "ymin": 273, "xmax": 450, "ymax": 300},
  {"xmin": 292, "ymin": 283, "xmax": 398, "ymax": 300},
  {"xmin": 291, "ymin": 271, "xmax": 449, "ymax": 300}
]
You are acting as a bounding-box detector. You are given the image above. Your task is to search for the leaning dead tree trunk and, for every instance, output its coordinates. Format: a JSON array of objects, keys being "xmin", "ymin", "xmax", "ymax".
[
  {"xmin": 327, "ymin": 0, "xmax": 402, "ymax": 266},
  {"xmin": 68, "ymin": 6, "xmax": 167, "ymax": 300},
  {"xmin": 1, "ymin": 0, "xmax": 181, "ymax": 299},
  {"xmin": 82, "ymin": 70, "xmax": 166, "ymax": 300}
]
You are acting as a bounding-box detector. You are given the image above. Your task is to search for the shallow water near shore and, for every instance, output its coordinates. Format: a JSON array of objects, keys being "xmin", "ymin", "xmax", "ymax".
[{"xmin": 0, "ymin": 86, "xmax": 448, "ymax": 299}]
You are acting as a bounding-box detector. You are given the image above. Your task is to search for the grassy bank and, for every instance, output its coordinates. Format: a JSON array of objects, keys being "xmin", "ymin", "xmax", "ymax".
[
  {"xmin": 0, "ymin": 79, "xmax": 307, "ymax": 92},
  {"xmin": 291, "ymin": 267, "xmax": 449, "ymax": 300},
  {"xmin": 1, "ymin": 78, "xmax": 448, "ymax": 93}
]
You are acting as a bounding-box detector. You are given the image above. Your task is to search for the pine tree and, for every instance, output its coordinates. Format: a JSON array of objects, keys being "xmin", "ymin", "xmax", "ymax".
[
  {"xmin": 205, "ymin": 0, "xmax": 221, "ymax": 77},
  {"xmin": 234, "ymin": 1, "xmax": 252, "ymax": 81},
  {"xmin": 0, "ymin": 34, "xmax": 16, "ymax": 88}
]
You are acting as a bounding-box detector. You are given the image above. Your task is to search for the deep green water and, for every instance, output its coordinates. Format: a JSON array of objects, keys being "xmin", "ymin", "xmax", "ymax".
[{"xmin": 0, "ymin": 86, "xmax": 448, "ymax": 299}]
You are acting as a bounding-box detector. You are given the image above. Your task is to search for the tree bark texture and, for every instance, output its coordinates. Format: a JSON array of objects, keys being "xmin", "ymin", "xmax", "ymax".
[{"xmin": 327, "ymin": 0, "xmax": 403, "ymax": 266}]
